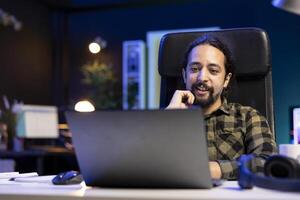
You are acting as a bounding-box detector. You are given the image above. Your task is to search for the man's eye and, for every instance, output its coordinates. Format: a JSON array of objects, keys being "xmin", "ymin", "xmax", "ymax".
[
  {"xmin": 210, "ymin": 69, "xmax": 219, "ymax": 74},
  {"xmin": 190, "ymin": 67, "xmax": 199, "ymax": 72}
]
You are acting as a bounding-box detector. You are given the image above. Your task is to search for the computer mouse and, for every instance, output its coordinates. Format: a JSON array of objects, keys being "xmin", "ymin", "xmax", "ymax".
[{"xmin": 52, "ymin": 171, "xmax": 83, "ymax": 185}]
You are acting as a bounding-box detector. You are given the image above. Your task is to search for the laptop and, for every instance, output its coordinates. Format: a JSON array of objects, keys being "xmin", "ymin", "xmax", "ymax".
[{"xmin": 66, "ymin": 109, "xmax": 213, "ymax": 188}]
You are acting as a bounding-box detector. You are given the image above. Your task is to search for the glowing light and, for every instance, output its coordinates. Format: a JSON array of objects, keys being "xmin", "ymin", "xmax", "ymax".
[
  {"xmin": 89, "ymin": 42, "xmax": 101, "ymax": 54},
  {"xmin": 272, "ymin": 0, "xmax": 300, "ymax": 15},
  {"xmin": 74, "ymin": 100, "xmax": 95, "ymax": 112}
]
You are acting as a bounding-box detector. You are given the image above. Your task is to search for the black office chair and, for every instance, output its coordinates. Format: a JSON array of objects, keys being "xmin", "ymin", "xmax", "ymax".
[{"xmin": 157, "ymin": 28, "xmax": 275, "ymax": 135}]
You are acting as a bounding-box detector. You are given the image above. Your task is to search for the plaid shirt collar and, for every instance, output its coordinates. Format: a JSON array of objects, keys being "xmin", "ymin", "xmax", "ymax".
[{"xmin": 204, "ymin": 98, "xmax": 230, "ymax": 119}]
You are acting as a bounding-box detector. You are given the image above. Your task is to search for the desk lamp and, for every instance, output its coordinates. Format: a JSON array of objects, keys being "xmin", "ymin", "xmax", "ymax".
[
  {"xmin": 272, "ymin": 0, "xmax": 300, "ymax": 15},
  {"xmin": 74, "ymin": 100, "xmax": 95, "ymax": 112}
]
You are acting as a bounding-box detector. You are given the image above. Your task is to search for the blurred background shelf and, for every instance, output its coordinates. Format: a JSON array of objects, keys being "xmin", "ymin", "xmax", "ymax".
[{"xmin": 0, "ymin": 146, "xmax": 78, "ymax": 175}]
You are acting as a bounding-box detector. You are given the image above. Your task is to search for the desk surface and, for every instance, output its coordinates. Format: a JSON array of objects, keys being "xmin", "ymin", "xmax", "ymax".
[{"xmin": 0, "ymin": 179, "xmax": 299, "ymax": 200}]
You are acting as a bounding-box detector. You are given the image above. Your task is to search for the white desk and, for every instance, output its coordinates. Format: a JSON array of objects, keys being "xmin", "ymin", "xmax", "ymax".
[{"xmin": 0, "ymin": 180, "xmax": 299, "ymax": 200}]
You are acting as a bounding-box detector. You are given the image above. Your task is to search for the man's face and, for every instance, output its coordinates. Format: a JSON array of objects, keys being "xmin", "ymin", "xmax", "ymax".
[{"xmin": 183, "ymin": 44, "xmax": 231, "ymax": 108}]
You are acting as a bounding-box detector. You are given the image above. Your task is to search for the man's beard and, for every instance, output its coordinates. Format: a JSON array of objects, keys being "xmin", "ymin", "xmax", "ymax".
[{"xmin": 191, "ymin": 81, "xmax": 220, "ymax": 108}]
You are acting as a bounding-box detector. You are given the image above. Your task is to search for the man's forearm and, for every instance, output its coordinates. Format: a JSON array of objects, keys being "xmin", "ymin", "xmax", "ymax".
[{"xmin": 215, "ymin": 160, "xmax": 239, "ymax": 180}]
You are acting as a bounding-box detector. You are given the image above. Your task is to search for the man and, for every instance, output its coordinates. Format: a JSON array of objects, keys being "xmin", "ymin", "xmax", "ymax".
[{"xmin": 166, "ymin": 35, "xmax": 277, "ymax": 180}]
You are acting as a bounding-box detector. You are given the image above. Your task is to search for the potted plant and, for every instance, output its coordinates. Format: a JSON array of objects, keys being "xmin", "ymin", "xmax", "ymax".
[
  {"xmin": 81, "ymin": 60, "xmax": 122, "ymax": 109},
  {"xmin": 0, "ymin": 96, "xmax": 22, "ymax": 150}
]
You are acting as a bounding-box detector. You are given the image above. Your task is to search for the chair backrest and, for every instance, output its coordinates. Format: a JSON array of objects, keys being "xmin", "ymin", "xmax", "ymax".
[{"xmin": 158, "ymin": 28, "xmax": 275, "ymax": 135}]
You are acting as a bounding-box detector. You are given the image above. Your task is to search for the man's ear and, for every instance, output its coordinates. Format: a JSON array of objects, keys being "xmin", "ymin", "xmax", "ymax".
[
  {"xmin": 182, "ymin": 68, "xmax": 187, "ymax": 84},
  {"xmin": 223, "ymin": 73, "xmax": 232, "ymax": 88}
]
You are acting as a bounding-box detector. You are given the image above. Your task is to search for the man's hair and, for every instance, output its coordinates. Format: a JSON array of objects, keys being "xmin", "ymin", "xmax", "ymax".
[{"xmin": 182, "ymin": 34, "xmax": 235, "ymax": 97}]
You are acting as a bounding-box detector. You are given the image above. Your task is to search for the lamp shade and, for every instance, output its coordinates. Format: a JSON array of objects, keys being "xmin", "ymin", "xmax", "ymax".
[
  {"xmin": 74, "ymin": 100, "xmax": 95, "ymax": 112},
  {"xmin": 88, "ymin": 36, "xmax": 107, "ymax": 54},
  {"xmin": 272, "ymin": 0, "xmax": 300, "ymax": 15}
]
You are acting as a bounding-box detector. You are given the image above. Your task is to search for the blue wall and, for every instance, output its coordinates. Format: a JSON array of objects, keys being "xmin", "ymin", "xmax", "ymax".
[{"xmin": 67, "ymin": 0, "xmax": 300, "ymax": 144}]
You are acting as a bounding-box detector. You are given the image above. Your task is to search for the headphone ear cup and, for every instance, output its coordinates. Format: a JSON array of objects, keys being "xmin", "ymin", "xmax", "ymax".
[{"xmin": 264, "ymin": 155, "xmax": 300, "ymax": 179}]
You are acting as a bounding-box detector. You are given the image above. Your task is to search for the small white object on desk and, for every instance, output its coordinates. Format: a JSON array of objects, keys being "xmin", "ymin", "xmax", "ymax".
[
  {"xmin": 0, "ymin": 172, "xmax": 38, "ymax": 180},
  {"xmin": 0, "ymin": 172, "xmax": 19, "ymax": 179},
  {"xmin": 13, "ymin": 175, "xmax": 54, "ymax": 183}
]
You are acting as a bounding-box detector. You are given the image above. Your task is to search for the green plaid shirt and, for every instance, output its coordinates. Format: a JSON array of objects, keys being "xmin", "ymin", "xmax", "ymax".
[{"xmin": 205, "ymin": 99, "xmax": 277, "ymax": 180}]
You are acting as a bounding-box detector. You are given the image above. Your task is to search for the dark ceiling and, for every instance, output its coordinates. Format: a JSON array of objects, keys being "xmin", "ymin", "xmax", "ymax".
[
  {"xmin": 39, "ymin": 0, "xmax": 128, "ymax": 8},
  {"xmin": 38, "ymin": 0, "xmax": 192, "ymax": 10}
]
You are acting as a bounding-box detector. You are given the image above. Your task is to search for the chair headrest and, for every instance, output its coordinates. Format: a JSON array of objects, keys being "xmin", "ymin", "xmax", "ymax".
[{"xmin": 158, "ymin": 28, "xmax": 271, "ymax": 77}]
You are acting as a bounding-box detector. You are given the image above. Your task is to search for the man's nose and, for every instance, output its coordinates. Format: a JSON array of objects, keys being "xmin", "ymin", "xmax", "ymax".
[{"xmin": 197, "ymin": 69, "xmax": 209, "ymax": 82}]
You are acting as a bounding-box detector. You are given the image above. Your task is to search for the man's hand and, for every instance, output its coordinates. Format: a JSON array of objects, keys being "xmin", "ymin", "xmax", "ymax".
[
  {"xmin": 209, "ymin": 161, "xmax": 222, "ymax": 179},
  {"xmin": 166, "ymin": 90, "xmax": 195, "ymax": 109}
]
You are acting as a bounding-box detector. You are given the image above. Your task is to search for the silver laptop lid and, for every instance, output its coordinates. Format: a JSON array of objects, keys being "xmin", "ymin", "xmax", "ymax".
[{"xmin": 66, "ymin": 109, "xmax": 212, "ymax": 188}]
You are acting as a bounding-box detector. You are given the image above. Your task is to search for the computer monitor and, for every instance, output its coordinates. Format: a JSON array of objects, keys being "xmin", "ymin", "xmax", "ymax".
[{"xmin": 16, "ymin": 105, "xmax": 59, "ymax": 138}]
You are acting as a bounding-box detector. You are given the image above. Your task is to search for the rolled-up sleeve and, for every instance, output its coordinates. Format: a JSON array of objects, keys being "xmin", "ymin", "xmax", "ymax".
[{"xmin": 217, "ymin": 160, "xmax": 238, "ymax": 180}]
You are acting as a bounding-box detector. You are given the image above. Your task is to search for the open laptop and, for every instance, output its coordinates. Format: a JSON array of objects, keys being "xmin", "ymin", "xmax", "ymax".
[{"xmin": 66, "ymin": 109, "xmax": 213, "ymax": 188}]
